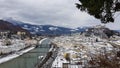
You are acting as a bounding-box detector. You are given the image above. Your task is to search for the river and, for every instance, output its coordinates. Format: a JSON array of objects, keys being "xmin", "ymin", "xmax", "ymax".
[{"xmin": 0, "ymin": 38, "xmax": 51, "ymax": 68}]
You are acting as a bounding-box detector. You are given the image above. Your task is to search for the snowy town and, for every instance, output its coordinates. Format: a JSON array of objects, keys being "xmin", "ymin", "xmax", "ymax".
[
  {"xmin": 51, "ymin": 25, "xmax": 120, "ymax": 68},
  {"xmin": 0, "ymin": 0, "xmax": 120, "ymax": 68},
  {"xmin": 0, "ymin": 24, "xmax": 120, "ymax": 68}
]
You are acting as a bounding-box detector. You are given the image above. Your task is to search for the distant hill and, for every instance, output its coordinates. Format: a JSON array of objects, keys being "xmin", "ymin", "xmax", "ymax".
[
  {"xmin": 4, "ymin": 18, "xmax": 86, "ymax": 36},
  {"xmin": 0, "ymin": 20, "xmax": 30, "ymax": 36},
  {"xmin": 3, "ymin": 18, "xmax": 120, "ymax": 37},
  {"xmin": 18, "ymin": 24, "xmax": 86, "ymax": 36}
]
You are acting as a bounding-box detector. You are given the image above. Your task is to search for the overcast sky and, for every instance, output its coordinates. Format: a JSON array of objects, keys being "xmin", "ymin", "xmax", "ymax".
[{"xmin": 0, "ymin": 0, "xmax": 120, "ymax": 30}]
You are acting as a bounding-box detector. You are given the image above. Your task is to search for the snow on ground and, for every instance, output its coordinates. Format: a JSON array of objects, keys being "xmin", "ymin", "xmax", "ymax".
[
  {"xmin": 0, "ymin": 39, "xmax": 37, "ymax": 54},
  {"xmin": 52, "ymin": 55, "xmax": 68, "ymax": 68},
  {"xmin": 52, "ymin": 33, "xmax": 120, "ymax": 68},
  {"xmin": 0, "ymin": 38, "xmax": 47, "ymax": 64},
  {"xmin": 0, "ymin": 47, "xmax": 34, "ymax": 64},
  {"xmin": 49, "ymin": 27, "xmax": 58, "ymax": 31}
]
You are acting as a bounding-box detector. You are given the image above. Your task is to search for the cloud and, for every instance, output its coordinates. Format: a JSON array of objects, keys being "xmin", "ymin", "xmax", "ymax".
[{"xmin": 0, "ymin": 0, "xmax": 120, "ymax": 30}]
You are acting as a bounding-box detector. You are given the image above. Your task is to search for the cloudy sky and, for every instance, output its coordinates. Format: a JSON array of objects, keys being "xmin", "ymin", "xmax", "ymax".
[{"xmin": 0, "ymin": 0, "xmax": 120, "ymax": 30}]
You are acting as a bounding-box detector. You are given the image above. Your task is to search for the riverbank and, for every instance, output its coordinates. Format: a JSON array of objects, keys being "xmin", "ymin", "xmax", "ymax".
[
  {"xmin": 0, "ymin": 38, "xmax": 48, "ymax": 64},
  {"xmin": 35, "ymin": 42, "xmax": 58, "ymax": 68},
  {"xmin": 0, "ymin": 46, "xmax": 35, "ymax": 64}
]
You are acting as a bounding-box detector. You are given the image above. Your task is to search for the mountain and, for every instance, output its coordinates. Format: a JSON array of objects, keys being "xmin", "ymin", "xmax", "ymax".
[
  {"xmin": 18, "ymin": 24, "xmax": 85, "ymax": 36},
  {"xmin": 0, "ymin": 20, "xmax": 30, "ymax": 36},
  {"xmin": 3, "ymin": 17, "xmax": 24, "ymax": 25},
  {"xmin": 4, "ymin": 18, "xmax": 86, "ymax": 36}
]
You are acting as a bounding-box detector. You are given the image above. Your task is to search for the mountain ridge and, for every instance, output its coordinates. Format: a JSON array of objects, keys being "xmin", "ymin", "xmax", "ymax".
[
  {"xmin": 3, "ymin": 18, "xmax": 86, "ymax": 35},
  {"xmin": 3, "ymin": 18, "xmax": 119, "ymax": 36}
]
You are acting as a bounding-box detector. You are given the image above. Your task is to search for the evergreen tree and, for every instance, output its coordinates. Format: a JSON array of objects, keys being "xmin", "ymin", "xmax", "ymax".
[{"xmin": 76, "ymin": 0, "xmax": 120, "ymax": 23}]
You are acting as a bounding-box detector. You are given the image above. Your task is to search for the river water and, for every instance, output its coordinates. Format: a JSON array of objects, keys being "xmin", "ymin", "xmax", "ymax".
[{"xmin": 0, "ymin": 38, "xmax": 51, "ymax": 68}]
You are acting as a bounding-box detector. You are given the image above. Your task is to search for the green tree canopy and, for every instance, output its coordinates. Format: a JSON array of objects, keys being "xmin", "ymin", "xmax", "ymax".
[{"xmin": 76, "ymin": 0, "xmax": 120, "ymax": 23}]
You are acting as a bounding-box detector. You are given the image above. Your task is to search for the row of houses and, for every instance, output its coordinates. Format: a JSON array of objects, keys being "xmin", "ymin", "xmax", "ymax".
[{"xmin": 0, "ymin": 31, "xmax": 28, "ymax": 39}]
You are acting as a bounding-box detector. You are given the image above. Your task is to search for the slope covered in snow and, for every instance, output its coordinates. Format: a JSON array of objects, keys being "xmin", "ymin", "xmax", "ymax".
[{"xmin": 3, "ymin": 18, "xmax": 87, "ymax": 35}]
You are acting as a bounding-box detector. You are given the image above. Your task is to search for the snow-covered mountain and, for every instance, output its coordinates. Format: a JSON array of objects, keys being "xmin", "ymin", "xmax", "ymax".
[
  {"xmin": 20, "ymin": 24, "xmax": 86, "ymax": 35},
  {"xmin": 3, "ymin": 17, "xmax": 24, "ymax": 26},
  {"xmin": 3, "ymin": 18, "xmax": 86, "ymax": 36},
  {"xmin": 3, "ymin": 18, "xmax": 119, "ymax": 36}
]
